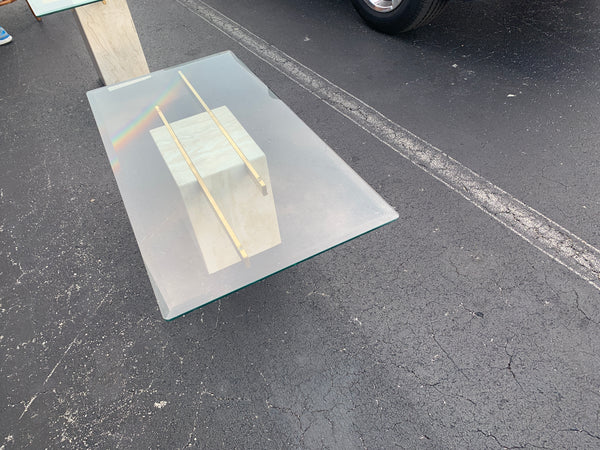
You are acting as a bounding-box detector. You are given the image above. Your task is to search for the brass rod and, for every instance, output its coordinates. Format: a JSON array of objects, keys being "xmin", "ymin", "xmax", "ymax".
[
  {"xmin": 178, "ymin": 70, "xmax": 268, "ymax": 196},
  {"xmin": 154, "ymin": 106, "xmax": 248, "ymax": 261}
]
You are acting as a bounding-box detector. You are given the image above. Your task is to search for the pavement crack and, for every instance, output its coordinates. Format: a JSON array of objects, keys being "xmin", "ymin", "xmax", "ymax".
[
  {"xmin": 265, "ymin": 400, "xmax": 302, "ymax": 432},
  {"xmin": 561, "ymin": 428, "xmax": 600, "ymax": 441},
  {"xmin": 475, "ymin": 429, "xmax": 542, "ymax": 449},
  {"xmin": 572, "ymin": 289, "xmax": 598, "ymax": 324},
  {"xmin": 429, "ymin": 383, "xmax": 476, "ymax": 406},
  {"xmin": 431, "ymin": 332, "xmax": 469, "ymax": 380},
  {"xmin": 503, "ymin": 342, "xmax": 524, "ymax": 390}
]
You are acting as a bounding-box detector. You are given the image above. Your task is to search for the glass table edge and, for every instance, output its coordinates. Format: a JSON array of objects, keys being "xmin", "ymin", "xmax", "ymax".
[
  {"xmin": 160, "ymin": 212, "xmax": 399, "ymax": 321},
  {"xmin": 30, "ymin": 0, "xmax": 104, "ymax": 17},
  {"xmin": 86, "ymin": 51, "xmax": 239, "ymax": 92}
]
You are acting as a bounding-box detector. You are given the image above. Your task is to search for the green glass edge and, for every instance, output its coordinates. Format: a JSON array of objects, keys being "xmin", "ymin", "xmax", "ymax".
[
  {"xmin": 31, "ymin": 0, "xmax": 103, "ymax": 17},
  {"xmin": 163, "ymin": 213, "xmax": 399, "ymax": 321}
]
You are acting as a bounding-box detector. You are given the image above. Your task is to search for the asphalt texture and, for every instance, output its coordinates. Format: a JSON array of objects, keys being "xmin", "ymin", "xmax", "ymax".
[{"xmin": 1, "ymin": 0, "xmax": 600, "ymax": 448}]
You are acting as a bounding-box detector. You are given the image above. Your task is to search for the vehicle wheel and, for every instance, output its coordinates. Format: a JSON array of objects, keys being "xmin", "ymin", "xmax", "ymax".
[{"xmin": 350, "ymin": 0, "xmax": 450, "ymax": 33}]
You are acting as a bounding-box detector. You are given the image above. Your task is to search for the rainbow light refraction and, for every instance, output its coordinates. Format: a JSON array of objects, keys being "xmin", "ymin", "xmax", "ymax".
[
  {"xmin": 110, "ymin": 155, "xmax": 121, "ymax": 173},
  {"xmin": 111, "ymin": 77, "xmax": 184, "ymax": 151}
]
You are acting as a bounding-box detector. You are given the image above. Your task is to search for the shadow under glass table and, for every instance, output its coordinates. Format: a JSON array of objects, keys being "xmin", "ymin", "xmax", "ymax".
[{"xmin": 87, "ymin": 51, "xmax": 398, "ymax": 319}]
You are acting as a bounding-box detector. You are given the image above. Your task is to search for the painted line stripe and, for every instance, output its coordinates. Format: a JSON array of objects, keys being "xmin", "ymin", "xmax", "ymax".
[{"xmin": 176, "ymin": 0, "xmax": 600, "ymax": 291}]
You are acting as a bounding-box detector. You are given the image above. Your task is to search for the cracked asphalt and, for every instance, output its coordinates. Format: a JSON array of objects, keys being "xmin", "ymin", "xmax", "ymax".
[{"xmin": 1, "ymin": 0, "xmax": 600, "ymax": 448}]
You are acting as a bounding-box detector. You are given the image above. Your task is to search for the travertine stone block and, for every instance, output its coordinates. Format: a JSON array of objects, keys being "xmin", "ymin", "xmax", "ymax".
[
  {"xmin": 150, "ymin": 106, "xmax": 281, "ymax": 274},
  {"xmin": 73, "ymin": 0, "xmax": 149, "ymax": 85}
]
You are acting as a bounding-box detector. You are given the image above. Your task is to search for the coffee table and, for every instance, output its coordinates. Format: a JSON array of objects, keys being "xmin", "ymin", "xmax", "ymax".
[{"xmin": 87, "ymin": 51, "xmax": 398, "ymax": 319}]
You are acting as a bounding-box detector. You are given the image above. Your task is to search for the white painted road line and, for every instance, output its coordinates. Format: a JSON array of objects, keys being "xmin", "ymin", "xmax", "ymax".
[{"xmin": 177, "ymin": 0, "xmax": 600, "ymax": 291}]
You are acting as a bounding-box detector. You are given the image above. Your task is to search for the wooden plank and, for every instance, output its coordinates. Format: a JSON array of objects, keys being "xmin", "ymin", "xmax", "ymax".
[{"xmin": 73, "ymin": 0, "xmax": 149, "ymax": 85}]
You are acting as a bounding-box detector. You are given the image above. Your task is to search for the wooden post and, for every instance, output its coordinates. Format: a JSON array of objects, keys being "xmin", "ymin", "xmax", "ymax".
[{"xmin": 73, "ymin": 0, "xmax": 149, "ymax": 85}]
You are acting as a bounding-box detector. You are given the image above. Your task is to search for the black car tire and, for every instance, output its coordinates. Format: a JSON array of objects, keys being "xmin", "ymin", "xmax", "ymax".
[{"xmin": 350, "ymin": 0, "xmax": 450, "ymax": 33}]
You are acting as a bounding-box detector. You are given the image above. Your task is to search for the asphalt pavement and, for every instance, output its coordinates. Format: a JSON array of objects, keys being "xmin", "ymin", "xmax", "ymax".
[{"xmin": 1, "ymin": 0, "xmax": 600, "ymax": 448}]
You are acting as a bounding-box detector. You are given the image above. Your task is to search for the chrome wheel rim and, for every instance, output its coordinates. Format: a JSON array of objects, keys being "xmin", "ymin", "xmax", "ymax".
[{"xmin": 364, "ymin": 0, "xmax": 403, "ymax": 13}]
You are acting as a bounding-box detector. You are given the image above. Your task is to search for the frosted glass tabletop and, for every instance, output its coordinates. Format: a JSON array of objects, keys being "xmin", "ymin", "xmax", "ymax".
[
  {"xmin": 87, "ymin": 51, "xmax": 398, "ymax": 319},
  {"xmin": 27, "ymin": 0, "xmax": 102, "ymax": 16}
]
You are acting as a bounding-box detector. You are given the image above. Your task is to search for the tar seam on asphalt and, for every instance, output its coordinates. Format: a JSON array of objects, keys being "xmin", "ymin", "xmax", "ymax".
[{"xmin": 176, "ymin": 0, "xmax": 600, "ymax": 291}]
